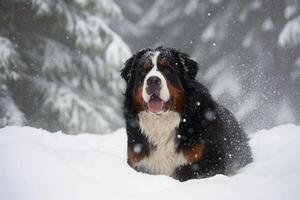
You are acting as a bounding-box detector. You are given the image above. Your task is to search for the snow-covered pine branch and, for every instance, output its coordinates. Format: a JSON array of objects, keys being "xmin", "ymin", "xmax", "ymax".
[
  {"xmin": 278, "ymin": 15, "xmax": 300, "ymax": 47},
  {"xmin": 0, "ymin": 0, "xmax": 131, "ymax": 133},
  {"xmin": 0, "ymin": 36, "xmax": 25, "ymax": 127}
]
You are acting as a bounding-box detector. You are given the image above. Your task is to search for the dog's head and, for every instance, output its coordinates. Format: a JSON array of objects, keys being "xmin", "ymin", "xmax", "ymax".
[{"xmin": 121, "ymin": 47, "xmax": 199, "ymax": 114}]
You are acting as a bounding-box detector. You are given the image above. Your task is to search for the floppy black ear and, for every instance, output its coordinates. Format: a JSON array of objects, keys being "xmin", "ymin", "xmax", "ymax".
[
  {"xmin": 121, "ymin": 55, "xmax": 136, "ymax": 84},
  {"xmin": 171, "ymin": 49, "xmax": 199, "ymax": 80},
  {"xmin": 121, "ymin": 48, "xmax": 151, "ymax": 84},
  {"xmin": 178, "ymin": 52, "xmax": 199, "ymax": 80}
]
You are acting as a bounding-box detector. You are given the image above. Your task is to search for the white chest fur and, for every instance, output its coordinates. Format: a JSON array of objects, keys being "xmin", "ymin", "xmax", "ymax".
[{"xmin": 135, "ymin": 111, "xmax": 187, "ymax": 176}]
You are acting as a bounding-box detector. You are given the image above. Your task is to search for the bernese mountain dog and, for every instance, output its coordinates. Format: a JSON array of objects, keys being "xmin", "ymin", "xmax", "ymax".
[{"xmin": 121, "ymin": 46, "xmax": 252, "ymax": 182}]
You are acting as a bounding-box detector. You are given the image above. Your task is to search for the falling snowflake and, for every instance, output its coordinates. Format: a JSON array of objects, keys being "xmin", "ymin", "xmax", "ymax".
[
  {"xmin": 204, "ymin": 111, "xmax": 216, "ymax": 121},
  {"xmin": 133, "ymin": 144, "xmax": 142, "ymax": 154}
]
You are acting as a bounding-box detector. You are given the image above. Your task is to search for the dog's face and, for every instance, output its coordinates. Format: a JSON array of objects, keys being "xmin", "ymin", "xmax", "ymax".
[{"xmin": 121, "ymin": 47, "xmax": 198, "ymax": 114}]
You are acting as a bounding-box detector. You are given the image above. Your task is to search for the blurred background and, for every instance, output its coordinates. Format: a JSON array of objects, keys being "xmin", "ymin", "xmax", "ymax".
[{"xmin": 0, "ymin": 0, "xmax": 299, "ymax": 134}]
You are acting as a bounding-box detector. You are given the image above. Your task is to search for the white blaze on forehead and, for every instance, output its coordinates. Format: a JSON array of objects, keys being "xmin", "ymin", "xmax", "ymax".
[
  {"xmin": 142, "ymin": 51, "xmax": 170, "ymax": 102},
  {"xmin": 151, "ymin": 51, "xmax": 160, "ymax": 68}
]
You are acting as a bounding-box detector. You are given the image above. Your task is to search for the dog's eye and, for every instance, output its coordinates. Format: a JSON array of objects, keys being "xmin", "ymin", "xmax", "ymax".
[
  {"xmin": 143, "ymin": 60, "xmax": 152, "ymax": 70},
  {"xmin": 159, "ymin": 58, "xmax": 169, "ymax": 67}
]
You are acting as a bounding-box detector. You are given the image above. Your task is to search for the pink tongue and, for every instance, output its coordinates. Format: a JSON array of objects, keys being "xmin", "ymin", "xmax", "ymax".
[{"xmin": 147, "ymin": 99, "xmax": 164, "ymax": 113}]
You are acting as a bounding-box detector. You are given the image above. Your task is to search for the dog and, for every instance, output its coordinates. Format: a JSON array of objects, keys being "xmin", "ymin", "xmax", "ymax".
[{"xmin": 121, "ymin": 46, "xmax": 252, "ymax": 181}]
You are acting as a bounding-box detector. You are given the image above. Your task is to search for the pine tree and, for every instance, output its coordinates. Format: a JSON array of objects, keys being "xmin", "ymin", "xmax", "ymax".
[
  {"xmin": 0, "ymin": 0, "xmax": 131, "ymax": 134},
  {"xmin": 0, "ymin": 36, "xmax": 25, "ymax": 127}
]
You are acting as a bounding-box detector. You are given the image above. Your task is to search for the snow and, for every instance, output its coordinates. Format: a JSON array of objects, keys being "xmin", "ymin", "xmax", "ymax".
[
  {"xmin": 202, "ymin": 21, "xmax": 217, "ymax": 42},
  {"xmin": 235, "ymin": 93, "xmax": 258, "ymax": 120},
  {"xmin": 0, "ymin": 95, "xmax": 24, "ymax": 127},
  {"xmin": 250, "ymin": 0, "xmax": 262, "ymax": 10},
  {"xmin": 262, "ymin": 17, "xmax": 274, "ymax": 31},
  {"xmin": 284, "ymin": 5, "xmax": 297, "ymax": 19},
  {"xmin": 184, "ymin": 0, "xmax": 198, "ymax": 15},
  {"xmin": 0, "ymin": 125, "xmax": 300, "ymax": 200},
  {"xmin": 278, "ymin": 15, "xmax": 300, "ymax": 47},
  {"xmin": 0, "ymin": 36, "xmax": 20, "ymax": 82},
  {"xmin": 276, "ymin": 100, "xmax": 296, "ymax": 124},
  {"xmin": 210, "ymin": 0, "xmax": 222, "ymax": 5},
  {"xmin": 0, "ymin": 36, "xmax": 15, "ymax": 61},
  {"xmin": 210, "ymin": 70, "xmax": 241, "ymax": 98}
]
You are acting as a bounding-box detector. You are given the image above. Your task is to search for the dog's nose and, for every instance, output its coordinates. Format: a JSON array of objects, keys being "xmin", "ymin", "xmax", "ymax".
[
  {"xmin": 146, "ymin": 76, "xmax": 161, "ymax": 95},
  {"xmin": 147, "ymin": 76, "xmax": 161, "ymax": 86}
]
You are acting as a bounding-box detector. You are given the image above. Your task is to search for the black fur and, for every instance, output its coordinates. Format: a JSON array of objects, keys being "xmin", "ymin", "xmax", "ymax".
[{"xmin": 121, "ymin": 47, "xmax": 252, "ymax": 181}]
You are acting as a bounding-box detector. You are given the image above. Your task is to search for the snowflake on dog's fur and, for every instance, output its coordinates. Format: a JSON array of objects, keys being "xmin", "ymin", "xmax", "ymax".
[{"xmin": 133, "ymin": 144, "xmax": 142, "ymax": 154}]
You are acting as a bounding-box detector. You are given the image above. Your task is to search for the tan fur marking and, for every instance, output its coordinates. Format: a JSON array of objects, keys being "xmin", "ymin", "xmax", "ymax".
[
  {"xmin": 182, "ymin": 144, "xmax": 205, "ymax": 164},
  {"xmin": 133, "ymin": 85, "xmax": 144, "ymax": 112},
  {"xmin": 127, "ymin": 147, "xmax": 145, "ymax": 165},
  {"xmin": 143, "ymin": 60, "xmax": 152, "ymax": 70},
  {"xmin": 167, "ymin": 81, "xmax": 185, "ymax": 112},
  {"xmin": 159, "ymin": 57, "xmax": 169, "ymax": 67}
]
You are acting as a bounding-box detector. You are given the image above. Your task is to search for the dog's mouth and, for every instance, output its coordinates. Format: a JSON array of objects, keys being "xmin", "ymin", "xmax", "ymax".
[{"xmin": 145, "ymin": 95, "xmax": 170, "ymax": 114}]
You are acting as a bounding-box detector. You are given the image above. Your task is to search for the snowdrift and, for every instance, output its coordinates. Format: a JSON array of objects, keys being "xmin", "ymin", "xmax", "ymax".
[{"xmin": 0, "ymin": 125, "xmax": 300, "ymax": 200}]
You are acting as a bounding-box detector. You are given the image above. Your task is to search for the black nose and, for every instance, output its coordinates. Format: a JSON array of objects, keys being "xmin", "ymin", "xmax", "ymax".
[
  {"xmin": 146, "ymin": 76, "xmax": 161, "ymax": 95},
  {"xmin": 147, "ymin": 76, "xmax": 161, "ymax": 86}
]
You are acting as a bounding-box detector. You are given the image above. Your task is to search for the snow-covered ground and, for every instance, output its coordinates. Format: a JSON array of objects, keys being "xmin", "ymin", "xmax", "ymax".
[{"xmin": 0, "ymin": 125, "xmax": 299, "ymax": 200}]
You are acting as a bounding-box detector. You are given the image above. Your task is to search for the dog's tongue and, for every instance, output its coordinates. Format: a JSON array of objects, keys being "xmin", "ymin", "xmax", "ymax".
[{"xmin": 147, "ymin": 96, "xmax": 164, "ymax": 113}]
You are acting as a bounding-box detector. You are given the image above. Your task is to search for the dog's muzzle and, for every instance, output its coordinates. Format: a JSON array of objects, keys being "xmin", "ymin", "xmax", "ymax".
[
  {"xmin": 146, "ymin": 76, "xmax": 161, "ymax": 96},
  {"xmin": 145, "ymin": 76, "xmax": 166, "ymax": 114}
]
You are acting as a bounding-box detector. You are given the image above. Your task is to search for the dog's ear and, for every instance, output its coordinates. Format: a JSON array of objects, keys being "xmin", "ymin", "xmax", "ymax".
[
  {"xmin": 121, "ymin": 55, "xmax": 136, "ymax": 84},
  {"xmin": 179, "ymin": 52, "xmax": 199, "ymax": 80},
  {"xmin": 121, "ymin": 48, "xmax": 150, "ymax": 84},
  {"xmin": 171, "ymin": 49, "xmax": 199, "ymax": 80}
]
